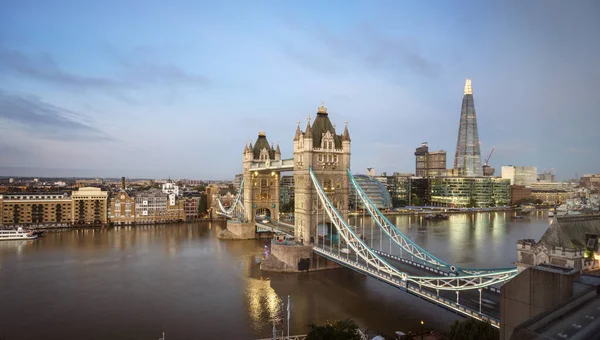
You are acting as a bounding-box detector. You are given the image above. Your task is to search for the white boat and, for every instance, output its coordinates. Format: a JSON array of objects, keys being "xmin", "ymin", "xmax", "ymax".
[{"xmin": 0, "ymin": 227, "xmax": 43, "ymax": 241}]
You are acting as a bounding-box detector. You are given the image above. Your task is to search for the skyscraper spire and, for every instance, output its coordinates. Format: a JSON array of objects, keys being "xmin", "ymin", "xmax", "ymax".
[
  {"xmin": 464, "ymin": 78, "xmax": 473, "ymax": 95},
  {"xmin": 454, "ymin": 78, "xmax": 483, "ymax": 177}
]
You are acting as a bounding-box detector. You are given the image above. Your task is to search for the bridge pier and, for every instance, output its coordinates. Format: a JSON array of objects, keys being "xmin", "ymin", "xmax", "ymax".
[
  {"xmin": 261, "ymin": 242, "xmax": 339, "ymax": 273},
  {"xmin": 218, "ymin": 220, "xmax": 271, "ymax": 240}
]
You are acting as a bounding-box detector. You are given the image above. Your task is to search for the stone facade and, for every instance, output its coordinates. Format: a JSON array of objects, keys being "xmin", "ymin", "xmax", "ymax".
[
  {"xmin": 242, "ymin": 131, "xmax": 281, "ymax": 223},
  {"xmin": 72, "ymin": 187, "xmax": 108, "ymax": 226},
  {"xmin": 516, "ymin": 215, "xmax": 600, "ymax": 273},
  {"xmin": 293, "ymin": 104, "xmax": 351, "ymax": 245},
  {"xmin": 108, "ymin": 190, "xmax": 136, "ymax": 225}
]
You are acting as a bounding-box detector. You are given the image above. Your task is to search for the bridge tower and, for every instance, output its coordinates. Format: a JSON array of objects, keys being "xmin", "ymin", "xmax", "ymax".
[
  {"xmin": 243, "ymin": 131, "xmax": 281, "ymax": 223},
  {"xmin": 293, "ymin": 103, "xmax": 351, "ymax": 245}
]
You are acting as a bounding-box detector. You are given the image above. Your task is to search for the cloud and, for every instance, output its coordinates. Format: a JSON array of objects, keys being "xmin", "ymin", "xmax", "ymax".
[
  {"xmin": 0, "ymin": 47, "xmax": 125, "ymax": 89},
  {"xmin": 279, "ymin": 23, "xmax": 439, "ymax": 78},
  {"xmin": 0, "ymin": 91, "xmax": 115, "ymax": 141},
  {"xmin": 0, "ymin": 46, "xmax": 210, "ymax": 98}
]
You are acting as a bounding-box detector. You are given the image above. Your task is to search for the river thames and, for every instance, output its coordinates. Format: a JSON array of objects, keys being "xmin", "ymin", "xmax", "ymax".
[{"xmin": 0, "ymin": 211, "xmax": 549, "ymax": 339}]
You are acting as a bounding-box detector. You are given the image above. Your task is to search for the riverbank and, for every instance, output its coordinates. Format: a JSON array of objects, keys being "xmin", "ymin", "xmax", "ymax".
[{"xmin": 0, "ymin": 217, "xmax": 224, "ymax": 230}]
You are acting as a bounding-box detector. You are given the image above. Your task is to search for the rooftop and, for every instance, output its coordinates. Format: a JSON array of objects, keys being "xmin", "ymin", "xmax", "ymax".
[{"xmin": 538, "ymin": 215, "xmax": 600, "ymax": 249}]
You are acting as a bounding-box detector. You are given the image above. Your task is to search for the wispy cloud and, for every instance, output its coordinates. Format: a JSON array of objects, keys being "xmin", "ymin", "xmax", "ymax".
[
  {"xmin": 0, "ymin": 46, "xmax": 210, "ymax": 98},
  {"xmin": 0, "ymin": 47, "xmax": 124, "ymax": 89},
  {"xmin": 0, "ymin": 91, "xmax": 115, "ymax": 141},
  {"xmin": 280, "ymin": 24, "xmax": 439, "ymax": 78}
]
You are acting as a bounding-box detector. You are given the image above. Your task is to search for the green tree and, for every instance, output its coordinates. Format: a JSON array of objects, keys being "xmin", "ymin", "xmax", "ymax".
[
  {"xmin": 411, "ymin": 194, "xmax": 423, "ymax": 206},
  {"xmin": 468, "ymin": 197, "xmax": 477, "ymax": 208},
  {"xmin": 448, "ymin": 319, "xmax": 498, "ymax": 340},
  {"xmin": 306, "ymin": 319, "xmax": 363, "ymax": 340},
  {"xmin": 280, "ymin": 198, "xmax": 295, "ymax": 213},
  {"xmin": 392, "ymin": 197, "xmax": 407, "ymax": 208},
  {"xmin": 198, "ymin": 195, "xmax": 207, "ymax": 214}
]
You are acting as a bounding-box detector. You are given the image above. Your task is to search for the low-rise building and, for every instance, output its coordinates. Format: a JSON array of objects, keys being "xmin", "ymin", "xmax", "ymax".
[
  {"xmin": 71, "ymin": 187, "xmax": 108, "ymax": 226},
  {"xmin": 0, "ymin": 193, "xmax": 72, "ymax": 227},
  {"xmin": 516, "ymin": 215, "xmax": 600, "ymax": 273},
  {"xmin": 511, "ymin": 185, "xmax": 532, "ymax": 205},
  {"xmin": 108, "ymin": 192, "xmax": 135, "ymax": 226},
  {"xmin": 182, "ymin": 192, "xmax": 202, "ymax": 221},
  {"xmin": 134, "ymin": 189, "xmax": 184, "ymax": 224},
  {"xmin": 429, "ymin": 177, "xmax": 510, "ymax": 207}
]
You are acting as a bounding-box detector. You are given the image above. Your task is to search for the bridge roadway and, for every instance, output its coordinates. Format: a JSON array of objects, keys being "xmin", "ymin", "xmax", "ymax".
[
  {"xmin": 315, "ymin": 244, "xmax": 501, "ymax": 322},
  {"xmin": 257, "ymin": 223, "xmax": 502, "ymax": 322},
  {"xmin": 255, "ymin": 221, "xmax": 294, "ymax": 235}
]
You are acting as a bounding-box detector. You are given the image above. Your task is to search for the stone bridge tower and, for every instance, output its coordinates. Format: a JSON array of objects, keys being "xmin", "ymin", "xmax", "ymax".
[
  {"xmin": 243, "ymin": 131, "xmax": 281, "ymax": 222},
  {"xmin": 293, "ymin": 103, "xmax": 351, "ymax": 245}
]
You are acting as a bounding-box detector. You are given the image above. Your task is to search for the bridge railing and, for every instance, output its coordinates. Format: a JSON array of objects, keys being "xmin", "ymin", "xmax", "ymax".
[
  {"xmin": 347, "ymin": 169, "xmax": 517, "ymax": 275},
  {"xmin": 310, "ymin": 167, "xmax": 517, "ymax": 291}
]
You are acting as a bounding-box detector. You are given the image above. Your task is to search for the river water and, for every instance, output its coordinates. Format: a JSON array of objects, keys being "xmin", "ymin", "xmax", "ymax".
[{"xmin": 0, "ymin": 211, "xmax": 549, "ymax": 339}]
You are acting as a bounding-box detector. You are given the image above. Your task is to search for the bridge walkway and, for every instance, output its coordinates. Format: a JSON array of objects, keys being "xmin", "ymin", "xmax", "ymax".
[{"xmin": 313, "ymin": 244, "xmax": 500, "ymax": 325}]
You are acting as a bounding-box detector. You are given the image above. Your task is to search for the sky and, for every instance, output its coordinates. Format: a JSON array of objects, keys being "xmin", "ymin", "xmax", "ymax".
[{"xmin": 0, "ymin": 0, "xmax": 599, "ymax": 180}]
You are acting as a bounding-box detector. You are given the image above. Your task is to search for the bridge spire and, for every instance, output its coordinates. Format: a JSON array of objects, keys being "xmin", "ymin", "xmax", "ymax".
[
  {"xmin": 304, "ymin": 114, "xmax": 312, "ymax": 138},
  {"xmin": 317, "ymin": 101, "xmax": 327, "ymax": 114},
  {"xmin": 343, "ymin": 121, "xmax": 351, "ymax": 141},
  {"xmin": 294, "ymin": 121, "xmax": 302, "ymax": 141}
]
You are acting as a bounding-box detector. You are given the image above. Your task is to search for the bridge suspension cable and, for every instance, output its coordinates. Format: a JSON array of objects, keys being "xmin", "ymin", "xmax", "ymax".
[
  {"xmin": 347, "ymin": 169, "xmax": 517, "ymax": 275},
  {"xmin": 310, "ymin": 167, "xmax": 517, "ymax": 291},
  {"xmin": 217, "ymin": 179, "xmax": 245, "ymax": 218}
]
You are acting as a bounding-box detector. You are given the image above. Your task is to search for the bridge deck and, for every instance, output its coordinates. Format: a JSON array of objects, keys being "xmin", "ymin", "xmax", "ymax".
[{"xmin": 312, "ymin": 245, "xmax": 500, "ymax": 325}]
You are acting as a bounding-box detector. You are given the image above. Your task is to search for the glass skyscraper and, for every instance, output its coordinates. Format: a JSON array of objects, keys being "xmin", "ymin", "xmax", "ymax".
[{"xmin": 453, "ymin": 78, "xmax": 483, "ymax": 177}]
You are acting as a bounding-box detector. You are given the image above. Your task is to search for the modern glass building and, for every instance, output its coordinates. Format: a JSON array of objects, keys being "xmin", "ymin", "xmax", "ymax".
[
  {"xmin": 430, "ymin": 177, "xmax": 510, "ymax": 207},
  {"xmin": 350, "ymin": 175, "xmax": 392, "ymax": 209},
  {"xmin": 454, "ymin": 79, "xmax": 483, "ymax": 177}
]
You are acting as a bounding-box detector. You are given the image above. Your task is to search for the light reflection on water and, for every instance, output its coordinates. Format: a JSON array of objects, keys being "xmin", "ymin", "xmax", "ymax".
[{"xmin": 0, "ymin": 213, "xmax": 550, "ymax": 339}]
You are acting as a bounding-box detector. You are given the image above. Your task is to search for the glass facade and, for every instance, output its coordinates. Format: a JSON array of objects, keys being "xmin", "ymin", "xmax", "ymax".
[
  {"xmin": 430, "ymin": 177, "xmax": 510, "ymax": 207},
  {"xmin": 454, "ymin": 79, "xmax": 483, "ymax": 177},
  {"xmin": 350, "ymin": 175, "xmax": 392, "ymax": 209}
]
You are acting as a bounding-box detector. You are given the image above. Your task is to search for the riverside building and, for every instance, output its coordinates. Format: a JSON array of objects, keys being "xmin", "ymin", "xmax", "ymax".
[{"xmin": 0, "ymin": 193, "xmax": 73, "ymax": 227}]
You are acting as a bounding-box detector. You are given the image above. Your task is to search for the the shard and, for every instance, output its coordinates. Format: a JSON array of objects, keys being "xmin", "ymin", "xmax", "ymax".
[{"xmin": 453, "ymin": 78, "xmax": 483, "ymax": 177}]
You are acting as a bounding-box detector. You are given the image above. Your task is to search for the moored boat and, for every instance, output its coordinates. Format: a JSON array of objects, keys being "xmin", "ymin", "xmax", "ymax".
[{"xmin": 0, "ymin": 227, "xmax": 43, "ymax": 241}]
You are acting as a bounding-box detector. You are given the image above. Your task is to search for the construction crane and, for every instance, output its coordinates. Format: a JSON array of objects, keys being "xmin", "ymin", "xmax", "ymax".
[
  {"xmin": 482, "ymin": 147, "xmax": 496, "ymax": 176},
  {"xmin": 484, "ymin": 147, "xmax": 495, "ymax": 166}
]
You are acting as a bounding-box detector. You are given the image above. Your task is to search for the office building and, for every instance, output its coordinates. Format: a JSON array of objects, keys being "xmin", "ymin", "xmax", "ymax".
[
  {"xmin": 453, "ymin": 79, "xmax": 483, "ymax": 177},
  {"xmin": 414, "ymin": 142, "xmax": 447, "ymax": 177},
  {"xmin": 501, "ymin": 166, "xmax": 538, "ymax": 186},
  {"xmin": 429, "ymin": 177, "xmax": 510, "ymax": 207}
]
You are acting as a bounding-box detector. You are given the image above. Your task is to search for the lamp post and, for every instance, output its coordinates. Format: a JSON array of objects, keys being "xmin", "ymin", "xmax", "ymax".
[{"xmin": 421, "ymin": 320, "xmax": 424, "ymax": 340}]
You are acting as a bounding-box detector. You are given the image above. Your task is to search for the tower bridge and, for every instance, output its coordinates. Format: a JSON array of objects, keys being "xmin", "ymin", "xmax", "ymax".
[{"xmin": 217, "ymin": 102, "xmax": 516, "ymax": 327}]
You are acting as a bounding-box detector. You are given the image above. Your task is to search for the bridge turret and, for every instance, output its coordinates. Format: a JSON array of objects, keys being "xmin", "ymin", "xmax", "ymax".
[
  {"xmin": 275, "ymin": 142, "xmax": 281, "ymax": 161},
  {"xmin": 293, "ymin": 103, "xmax": 350, "ymax": 245}
]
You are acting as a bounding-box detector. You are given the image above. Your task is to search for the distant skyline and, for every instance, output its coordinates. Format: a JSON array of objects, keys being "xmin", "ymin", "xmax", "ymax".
[{"xmin": 1, "ymin": 1, "xmax": 599, "ymax": 180}]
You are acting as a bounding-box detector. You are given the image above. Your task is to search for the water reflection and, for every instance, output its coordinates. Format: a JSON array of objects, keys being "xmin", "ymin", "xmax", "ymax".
[{"xmin": 0, "ymin": 214, "xmax": 551, "ymax": 339}]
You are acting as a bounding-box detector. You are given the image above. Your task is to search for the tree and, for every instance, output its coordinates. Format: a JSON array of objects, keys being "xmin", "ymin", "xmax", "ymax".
[
  {"xmin": 468, "ymin": 197, "xmax": 477, "ymax": 208},
  {"xmin": 280, "ymin": 198, "xmax": 295, "ymax": 213},
  {"xmin": 392, "ymin": 197, "xmax": 407, "ymax": 208},
  {"xmin": 306, "ymin": 319, "xmax": 363, "ymax": 340},
  {"xmin": 448, "ymin": 319, "xmax": 498, "ymax": 340},
  {"xmin": 198, "ymin": 195, "xmax": 207, "ymax": 214}
]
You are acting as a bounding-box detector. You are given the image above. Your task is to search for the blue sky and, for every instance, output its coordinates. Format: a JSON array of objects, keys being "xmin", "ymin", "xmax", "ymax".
[{"xmin": 0, "ymin": 0, "xmax": 598, "ymax": 180}]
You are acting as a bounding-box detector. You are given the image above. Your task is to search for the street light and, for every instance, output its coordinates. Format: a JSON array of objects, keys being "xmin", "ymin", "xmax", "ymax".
[{"xmin": 421, "ymin": 321, "xmax": 424, "ymax": 340}]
